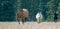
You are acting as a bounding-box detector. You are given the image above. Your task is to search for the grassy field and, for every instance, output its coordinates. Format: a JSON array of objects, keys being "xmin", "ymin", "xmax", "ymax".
[{"xmin": 0, "ymin": 22, "xmax": 60, "ymax": 29}]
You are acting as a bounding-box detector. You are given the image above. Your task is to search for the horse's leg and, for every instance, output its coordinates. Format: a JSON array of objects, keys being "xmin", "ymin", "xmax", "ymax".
[
  {"xmin": 17, "ymin": 18, "xmax": 20, "ymax": 24},
  {"xmin": 25, "ymin": 18, "xmax": 28, "ymax": 22},
  {"xmin": 39, "ymin": 19, "xmax": 41, "ymax": 23},
  {"xmin": 22, "ymin": 18, "xmax": 28, "ymax": 24},
  {"xmin": 37, "ymin": 18, "xmax": 40, "ymax": 23},
  {"xmin": 22, "ymin": 19, "xmax": 25, "ymax": 24}
]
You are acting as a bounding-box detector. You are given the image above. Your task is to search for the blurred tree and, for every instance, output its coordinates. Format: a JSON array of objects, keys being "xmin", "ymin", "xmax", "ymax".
[
  {"xmin": 58, "ymin": 3, "xmax": 60, "ymax": 21},
  {"xmin": 0, "ymin": 0, "xmax": 21, "ymax": 21},
  {"xmin": 46, "ymin": 0, "xmax": 58, "ymax": 21},
  {"xmin": 0, "ymin": 0, "xmax": 60, "ymax": 22}
]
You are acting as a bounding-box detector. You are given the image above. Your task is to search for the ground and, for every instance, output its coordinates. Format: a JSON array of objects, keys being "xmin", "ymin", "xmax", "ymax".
[{"xmin": 0, "ymin": 22, "xmax": 60, "ymax": 29}]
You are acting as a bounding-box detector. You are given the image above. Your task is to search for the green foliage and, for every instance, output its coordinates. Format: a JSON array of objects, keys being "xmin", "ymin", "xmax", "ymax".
[
  {"xmin": 0, "ymin": 0, "xmax": 60, "ymax": 22},
  {"xmin": 58, "ymin": 3, "xmax": 60, "ymax": 21},
  {"xmin": 45, "ymin": 0, "xmax": 59, "ymax": 21}
]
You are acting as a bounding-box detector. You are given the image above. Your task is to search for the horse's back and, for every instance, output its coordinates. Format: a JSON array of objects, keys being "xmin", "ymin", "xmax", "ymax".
[{"xmin": 17, "ymin": 10, "xmax": 28, "ymax": 19}]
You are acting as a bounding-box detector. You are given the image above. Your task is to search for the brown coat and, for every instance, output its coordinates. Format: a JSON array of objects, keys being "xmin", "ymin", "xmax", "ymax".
[{"xmin": 17, "ymin": 9, "xmax": 28, "ymax": 19}]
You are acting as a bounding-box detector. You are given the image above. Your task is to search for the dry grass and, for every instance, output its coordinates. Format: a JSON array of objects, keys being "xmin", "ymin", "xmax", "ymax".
[{"xmin": 0, "ymin": 22, "xmax": 60, "ymax": 29}]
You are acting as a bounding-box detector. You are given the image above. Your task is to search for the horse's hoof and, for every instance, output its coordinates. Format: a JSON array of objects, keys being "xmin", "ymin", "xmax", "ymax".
[
  {"xmin": 22, "ymin": 22, "xmax": 24, "ymax": 24},
  {"xmin": 38, "ymin": 22, "xmax": 41, "ymax": 24},
  {"xmin": 19, "ymin": 23, "xmax": 20, "ymax": 24}
]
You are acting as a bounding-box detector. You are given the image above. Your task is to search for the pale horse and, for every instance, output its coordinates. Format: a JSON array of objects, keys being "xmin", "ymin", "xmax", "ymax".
[{"xmin": 36, "ymin": 12, "xmax": 43, "ymax": 23}]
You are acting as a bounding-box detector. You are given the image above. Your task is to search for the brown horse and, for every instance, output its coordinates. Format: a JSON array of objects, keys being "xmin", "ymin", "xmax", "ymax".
[{"xmin": 16, "ymin": 9, "xmax": 29, "ymax": 24}]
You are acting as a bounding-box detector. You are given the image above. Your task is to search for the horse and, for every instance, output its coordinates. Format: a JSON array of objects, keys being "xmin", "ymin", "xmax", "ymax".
[
  {"xmin": 54, "ymin": 11, "xmax": 58, "ymax": 22},
  {"xmin": 36, "ymin": 12, "xmax": 43, "ymax": 23},
  {"xmin": 16, "ymin": 9, "xmax": 29, "ymax": 24}
]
